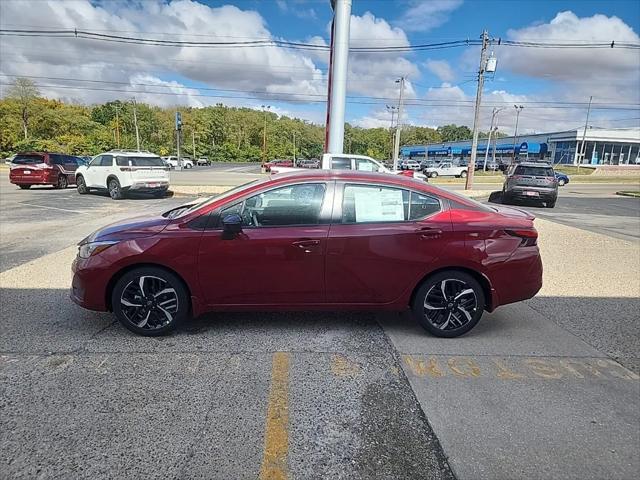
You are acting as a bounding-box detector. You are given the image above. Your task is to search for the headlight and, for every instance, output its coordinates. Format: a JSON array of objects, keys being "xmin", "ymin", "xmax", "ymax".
[{"xmin": 78, "ymin": 241, "xmax": 118, "ymax": 259}]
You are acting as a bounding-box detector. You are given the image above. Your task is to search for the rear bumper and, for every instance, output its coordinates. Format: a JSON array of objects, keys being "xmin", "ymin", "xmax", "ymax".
[
  {"xmin": 507, "ymin": 187, "xmax": 557, "ymax": 201},
  {"xmin": 10, "ymin": 171, "xmax": 50, "ymax": 185},
  {"xmin": 127, "ymin": 181, "xmax": 169, "ymax": 192},
  {"xmin": 490, "ymin": 248, "xmax": 543, "ymax": 309}
]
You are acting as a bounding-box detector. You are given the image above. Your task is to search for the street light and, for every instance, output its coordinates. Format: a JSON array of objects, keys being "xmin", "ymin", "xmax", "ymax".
[
  {"xmin": 386, "ymin": 104, "xmax": 398, "ymax": 160},
  {"xmin": 261, "ymin": 105, "xmax": 271, "ymax": 163},
  {"xmin": 512, "ymin": 105, "xmax": 524, "ymax": 163}
]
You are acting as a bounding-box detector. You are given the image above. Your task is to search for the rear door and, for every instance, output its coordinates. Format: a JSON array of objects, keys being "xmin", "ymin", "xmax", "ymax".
[
  {"xmin": 10, "ymin": 153, "xmax": 46, "ymax": 182},
  {"xmin": 325, "ymin": 182, "xmax": 451, "ymax": 304}
]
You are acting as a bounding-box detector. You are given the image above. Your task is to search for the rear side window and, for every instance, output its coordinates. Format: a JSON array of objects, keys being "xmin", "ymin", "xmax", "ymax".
[
  {"xmin": 409, "ymin": 192, "xmax": 440, "ymax": 220},
  {"xmin": 342, "ymin": 184, "xmax": 409, "ymax": 223},
  {"xmin": 12, "ymin": 154, "xmax": 44, "ymax": 165},
  {"xmin": 50, "ymin": 154, "xmax": 65, "ymax": 165},
  {"xmin": 99, "ymin": 155, "xmax": 113, "ymax": 167},
  {"xmin": 119, "ymin": 156, "xmax": 165, "ymax": 167},
  {"xmin": 331, "ymin": 157, "xmax": 351, "ymax": 170},
  {"xmin": 514, "ymin": 166, "xmax": 554, "ymax": 177}
]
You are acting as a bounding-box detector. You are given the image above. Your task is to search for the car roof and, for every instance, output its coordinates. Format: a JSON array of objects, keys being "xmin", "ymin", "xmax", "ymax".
[
  {"xmin": 516, "ymin": 162, "xmax": 553, "ymax": 167},
  {"xmin": 104, "ymin": 150, "xmax": 159, "ymax": 157}
]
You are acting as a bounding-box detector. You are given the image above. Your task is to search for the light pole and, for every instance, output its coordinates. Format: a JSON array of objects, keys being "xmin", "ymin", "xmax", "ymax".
[
  {"xmin": 392, "ymin": 77, "xmax": 405, "ymax": 171},
  {"xmin": 512, "ymin": 105, "xmax": 524, "ymax": 163},
  {"xmin": 483, "ymin": 107, "xmax": 504, "ymax": 171},
  {"xmin": 261, "ymin": 105, "xmax": 271, "ymax": 163},
  {"xmin": 132, "ymin": 97, "xmax": 140, "ymax": 151},
  {"xmin": 386, "ymin": 104, "xmax": 398, "ymax": 160}
]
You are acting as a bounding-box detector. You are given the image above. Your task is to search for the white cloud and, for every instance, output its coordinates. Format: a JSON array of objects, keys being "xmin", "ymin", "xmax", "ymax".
[
  {"xmin": 424, "ymin": 59, "xmax": 455, "ymax": 82},
  {"xmin": 395, "ymin": 0, "xmax": 463, "ymax": 32}
]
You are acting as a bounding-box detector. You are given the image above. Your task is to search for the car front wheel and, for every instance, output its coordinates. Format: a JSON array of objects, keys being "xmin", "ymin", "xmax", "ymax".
[
  {"xmin": 111, "ymin": 267, "xmax": 189, "ymax": 336},
  {"xmin": 558, "ymin": 179, "xmax": 566, "ymax": 186},
  {"xmin": 412, "ymin": 270, "xmax": 485, "ymax": 338},
  {"xmin": 76, "ymin": 175, "xmax": 88, "ymax": 194},
  {"xmin": 460, "ymin": 170, "xmax": 468, "ymax": 178}
]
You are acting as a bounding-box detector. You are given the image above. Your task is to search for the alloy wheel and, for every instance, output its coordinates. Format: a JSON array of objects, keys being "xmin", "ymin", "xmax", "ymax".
[
  {"xmin": 423, "ymin": 278, "xmax": 477, "ymax": 331},
  {"xmin": 119, "ymin": 275, "xmax": 179, "ymax": 331}
]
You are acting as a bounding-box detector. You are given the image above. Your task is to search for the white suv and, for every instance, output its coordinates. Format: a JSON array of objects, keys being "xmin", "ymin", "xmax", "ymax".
[
  {"xmin": 163, "ymin": 156, "xmax": 193, "ymax": 169},
  {"xmin": 76, "ymin": 150, "xmax": 170, "ymax": 199}
]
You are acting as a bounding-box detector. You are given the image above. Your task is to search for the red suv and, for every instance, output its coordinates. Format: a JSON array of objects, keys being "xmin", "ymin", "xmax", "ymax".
[
  {"xmin": 71, "ymin": 170, "xmax": 542, "ymax": 337},
  {"xmin": 9, "ymin": 152, "xmax": 79, "ymax": 189}
]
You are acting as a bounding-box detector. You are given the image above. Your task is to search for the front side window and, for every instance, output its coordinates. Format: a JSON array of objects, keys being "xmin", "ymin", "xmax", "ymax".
[
  {"xmin": 331, "ymin": 157, "xmax": 351, "ymax": 170},
  {"xmin": 99, "ymin": 155, "xmax": 113, "ymax": 167},
  {"xmin": 222, "ymin": 183, "xmax": 326, "ymax": 227},
  {"xmin": 89, "ymin": 156, "xmax": 102, "ymax": 167}
]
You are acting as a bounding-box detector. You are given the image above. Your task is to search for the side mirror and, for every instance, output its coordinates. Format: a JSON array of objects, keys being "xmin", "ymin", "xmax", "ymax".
[{"xmin": 222, "ymin": 213, "xmax": 243, "ymax": 235}]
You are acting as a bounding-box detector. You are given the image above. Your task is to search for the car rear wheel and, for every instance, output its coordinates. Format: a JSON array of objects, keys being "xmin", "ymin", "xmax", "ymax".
[
  {"xmin": 460, "ymin": 170, "xmax": 468, "ymax": 178},
  {"xmin": 111, "ymin": 267, "xmax": 189, "ymax": 336},
  {"xmin": 76, "ymin": 175, "xmax": 88, "ymax": 194},
  {"xmin": 557, "ymin": 179, "xmax": 566, "ymax": 186},
  {"xmin": 56, "ymin": 174, "xmax": 68, "ymax": 189},
  {"xmin": 412, "ymin": 270, "xmax": 485, "ymax": 338},
  {"xmin": 546, "ymin": 199, "xmax": 556, "ymax": 208},
  {"xmin": 430, "ymin": 172, "xmax": 438, "ymax": 178},
  {"xmin": 18, "ymin": 185, "xmax": 31, "ymax": 190},
  {"xmin": 108, "ymin": 178, "xmax": 123, "ymax": 200}
]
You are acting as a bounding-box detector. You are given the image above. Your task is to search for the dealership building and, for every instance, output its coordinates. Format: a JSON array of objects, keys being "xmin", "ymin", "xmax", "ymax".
[{"xmin": 400, "ymin": 127, "xmax": 640, "ymax": 166}]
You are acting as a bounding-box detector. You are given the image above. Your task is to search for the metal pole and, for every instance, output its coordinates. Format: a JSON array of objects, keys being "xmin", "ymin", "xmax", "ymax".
[
  {"xmin": 292, "ymin": 132, "xmax": 296, "ymax": 163},
  {"xmin": 326, "ymin": 0, "xmax": 352, "ymax": 154},
  {"xmin": 483, "ymin": 108, "xmax": 495, "ymax": 171},
  {"xmin": 492, "ymin": 126, "xmax": 498, "ymax": 164},
  {"xmin": 465, "ymin": 30, "xmax": 489, "ymax": 190},
  {"xmin": 577, "ymin": 96, "xmax": 592, "ymax": 168},
  {"xmin": 132, "ymin": 98, "xmax": 140, "ymax": 151},
  {"xmin": 392, "ymin": 76, "xmax": 405, "ymax": 171},
  {"xmin": 176, "ymin": 129, "xmax": 180, "ymax": 164},
  {"xmin": 115, "ymin": 105, "xmax": 120, "ymax": 149},
  {"xmin": 261, "ymin": 105, "xmax": 270, "ymax": 163},
  {"xmin": 192, "ymin": 129, "xmax": 196, "ymax": 159},
  {"xmin": 512, "ymin": 105, "xmax": 523, "ymax": 163}
]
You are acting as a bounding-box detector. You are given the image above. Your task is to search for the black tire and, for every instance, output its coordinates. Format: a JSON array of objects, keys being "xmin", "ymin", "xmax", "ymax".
[
  {"xmin": 412, "ymin": 270, "xmax": 485, "ymax": 338},
  {"xmin": 108, "ymin": 178, "xmax": 123, "ymax": 200},
  {"xmin": 18, "ymin": 184, "xmax": 31, "ymax": 190},
  {"xmin": 546, "ymin": 199, "xmax": 556, "ymax": 208},
  {"xmin": 56, "ymin": 174, "xmax": 68, "ymax": 189},
  {"xmin": 460, "ymin": 170, "xmax": 468, "ymax": 178},
  {"xmin": 111, "ymin": 267, "xmax": 189, "ymax": 336},
  {"xmin": 557, "ymin": 179, "xmax": 566, "ymax": 186},
  {"xmin": 430, "ymin": 171, "xmax": 438, "ymax": 178},
  {"xmin": 501, "ymin": 190, "xmax": 511, "ymax": 204},
  {"xmin": 153, "ymin": 190, "xmax": 168, "ymax": 198},
  {"xmin": 76, "ymin": 175, "xmax": 89, "ymax": 194}
]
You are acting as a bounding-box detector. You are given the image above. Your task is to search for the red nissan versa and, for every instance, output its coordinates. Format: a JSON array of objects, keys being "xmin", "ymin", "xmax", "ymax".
[
  {"xmin": 9, "ymin": 152, "xmax": 79, "ymax": 189},
  {"xmin": 71, "ymin": 170, "xmax": 542, "ymax": 337}
]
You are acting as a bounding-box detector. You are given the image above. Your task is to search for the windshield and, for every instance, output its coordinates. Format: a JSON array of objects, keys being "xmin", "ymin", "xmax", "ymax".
[
  {"xmin": 12, "ymin": 154, "xmax": 44, "ymax": 165},
  {"xmin": 116, "ymin": 156, "xmax": 164, "ymax": 167},
  {"xmin": 171, "ymin": 178, "xmax": 266, "ymax": 218}
]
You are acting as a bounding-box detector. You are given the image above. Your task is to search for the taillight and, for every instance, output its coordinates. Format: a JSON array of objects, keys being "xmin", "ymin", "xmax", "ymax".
[{"xmin": 505, "ymin": 229, "xmax": 538, "ymax": 247}]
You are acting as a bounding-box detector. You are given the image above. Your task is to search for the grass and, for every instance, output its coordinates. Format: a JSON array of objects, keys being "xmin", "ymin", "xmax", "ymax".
[
  {"xmin": 616, "ymin": 191, "xmax": 640, "ymax": 198},
  {"xmin": 554, "ymin": 166, "xmax": 595, "ymax": 176}
]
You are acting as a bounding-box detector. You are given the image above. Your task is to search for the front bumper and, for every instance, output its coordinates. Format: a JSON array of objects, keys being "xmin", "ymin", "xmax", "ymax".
[{"xmin": 70, "ymin": 255, "xmax": 110, "ymax": 311}]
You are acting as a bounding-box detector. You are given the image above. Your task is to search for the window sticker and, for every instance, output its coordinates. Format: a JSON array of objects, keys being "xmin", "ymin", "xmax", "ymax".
[{"xmin": 353, "ymin": 186, "xmax": 404, "ymax": 222}]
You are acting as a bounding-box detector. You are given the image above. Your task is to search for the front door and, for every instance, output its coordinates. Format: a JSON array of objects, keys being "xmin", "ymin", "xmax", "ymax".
[
  {"xmin": 326, "ymin": 183, "xmax": 451, "ymax": 304},
  {"xmin": 197, "ymin": 182, "xmax": 331, "ymax": 305}
]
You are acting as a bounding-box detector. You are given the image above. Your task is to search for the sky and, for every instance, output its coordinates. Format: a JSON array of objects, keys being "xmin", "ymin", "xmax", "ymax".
[{"xmin": 0, "ymin": 0, "xmax": 639, "ymax": 135}]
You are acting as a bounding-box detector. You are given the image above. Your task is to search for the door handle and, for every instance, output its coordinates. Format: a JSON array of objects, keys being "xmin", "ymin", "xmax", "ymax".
[
  {"xmin": 415, "ymin": 227, "xmax": 442, "ymax": 239},
  {"xmin": 292, "ymin": 239, "xmax": 320, "ymax": 252}
]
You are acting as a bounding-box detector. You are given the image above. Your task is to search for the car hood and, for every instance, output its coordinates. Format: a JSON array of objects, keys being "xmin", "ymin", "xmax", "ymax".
[{"xmin": 83, "ymin": 215, "xmax": 171, "ymax": 243}]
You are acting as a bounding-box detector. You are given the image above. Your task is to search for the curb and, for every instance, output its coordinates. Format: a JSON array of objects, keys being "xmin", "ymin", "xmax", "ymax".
[{"xmin": 615, "ymin": 191, "xmax": 640, "ymax": 198}]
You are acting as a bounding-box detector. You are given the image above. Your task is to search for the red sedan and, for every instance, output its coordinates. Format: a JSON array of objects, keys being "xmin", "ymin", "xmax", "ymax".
[{"xmin": 71, "ymin": 171, "xmax": 542, "ymax": 337}]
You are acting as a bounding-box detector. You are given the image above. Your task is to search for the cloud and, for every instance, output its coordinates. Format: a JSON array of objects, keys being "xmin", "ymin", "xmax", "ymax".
[
  {"xmin": 498, "ymin": 11, "xmax": 640, "ymax": 103},
  {"xmin": 395, "ymin": 0, "xmax": 463, "ymax": 32},
  {"xmin": 424, "ymin": 60, "xmax": 455, "ymax": 82}
]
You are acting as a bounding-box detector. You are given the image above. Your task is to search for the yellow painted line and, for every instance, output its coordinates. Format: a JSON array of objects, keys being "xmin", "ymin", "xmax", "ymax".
[{"xmin": 259, "ymin": 352, "xmax": 291, "ymax": 480}]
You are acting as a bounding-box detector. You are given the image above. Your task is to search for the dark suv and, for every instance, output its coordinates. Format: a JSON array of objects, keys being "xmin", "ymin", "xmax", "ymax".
[
  {"xmin": 502, "ymin": 162, "xmax": 558, "ymax": 208},
  {"xmin": 9, "ymin": 152, "xmax": 79, "ymax": 189}
]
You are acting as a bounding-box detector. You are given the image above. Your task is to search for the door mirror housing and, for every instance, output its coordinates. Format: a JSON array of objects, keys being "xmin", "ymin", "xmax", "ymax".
[{"xmin": 222, "ymin": 213, "xmax": 243, "ymax": 235}]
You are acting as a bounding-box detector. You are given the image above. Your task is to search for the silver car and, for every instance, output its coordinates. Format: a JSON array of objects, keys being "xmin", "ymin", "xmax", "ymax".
[{"xmin": 502, "ymin": 162, "xmax": 558, "ymax": 208}]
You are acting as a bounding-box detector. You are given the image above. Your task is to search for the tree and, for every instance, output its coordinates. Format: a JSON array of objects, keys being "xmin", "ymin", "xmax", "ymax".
[
  {"xmin": 437, "ymin": 124, "xmax": 472, "ymax": 142},
  {"xmin": 7, "ymin": 78, "xmax": 39, "ymax": 140}
]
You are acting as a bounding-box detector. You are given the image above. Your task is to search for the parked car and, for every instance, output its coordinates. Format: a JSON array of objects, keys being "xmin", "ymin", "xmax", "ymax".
[
  {"xmin": 71, "ymin": 170, "xmax": 542, "ymax": 337},
  {"xmin": 163, "ymin": 156, "xmax": 193, "ymax": 169},
  {"xmin": 420, "ymin": 159, "xmax": 440, "ymax": 170},
  {"xmin": 400, "ymin": 159, "xmax": 422, "ymax": 171},
  {"xmin": 9, "ymin": 152, "xmax": 79, "ymax": 189},
  {"xmin": 502, "ymin": 162, "xmax": 558, "ymax": 208},
  {"xmin": 297, "ymin": 159, "xmax": 320, "ymax": 169},
  {"xmin": 75, "ymin": 150, "xmax": 170, "ymax": 200},
  {"xmin": 555, "ymin": 171, "xmax": 569, "ymax": 186},
  {"xmin": 181, "ymin": 157, "xmax": 194, "ymax": 169},
  {"xmin": 197, "ymin": 157, "xmax": 210, "ymax": 166},
  {"xmin": 476, "ymin": 160, "xmax": 500, "ymax": 171},
  {"xmin": 263, "ymin": 159, "xmax": 294, "ymax": 172},
  {"xmin": 424, "ymin": 162, "xmax": 468, "ymax": 178}
]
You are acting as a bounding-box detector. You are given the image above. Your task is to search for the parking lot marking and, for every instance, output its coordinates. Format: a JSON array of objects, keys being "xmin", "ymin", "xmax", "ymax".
[
  {"xmin": 402, "ymin": 355, "xmax": 639, "ymax": 381},
  {"xmin": 259, "ymin": 352, "xmax": 290, "ymax": 480},
  {"xmin": 330, "ymin": 354, "xmax": 361, "ymax": 378},
  {"xmin": 19, "ymin": 203, "xmax": 90, "ymax": 214}
]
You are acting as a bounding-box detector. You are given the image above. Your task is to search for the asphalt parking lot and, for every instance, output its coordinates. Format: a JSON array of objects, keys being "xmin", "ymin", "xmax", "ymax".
[{"xmin": 1, "ymin": 171, "xmax": 639, "ymax": 479}]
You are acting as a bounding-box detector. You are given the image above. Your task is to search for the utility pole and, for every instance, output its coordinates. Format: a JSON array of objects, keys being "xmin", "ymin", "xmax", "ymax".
[
  {"xmin": 386, "ymin": 104, "xmax": 397, "ymax": 160},
  {"xmin": 512, "ymin": 105, "xmax": 524, "ymax": 163},
  {"xmin": 175, "ymin": 111, "xmax": 182, "ymax": 167},
  {"xmin": 325, "ymin": 0, "xmax": 352, "ymax": 154},
  {"xmin": 114, "ymin": 104, "xmax": 120, "ymax": 149},
  {"xmin": 132, "ymin": 98, "xmax": 140, "ymax": 151},
  {"xmin": 483, "ymin": 107, "xmax": 503, "ymax": 171},
  {"xmin": 465, "ymin": 30, "xmax": 489, "ymax": 190},
  {"xmin": 261, "ymin": 105, "xmax": 270, "ymax": 163},
  {"xmin": 192, "ymin": 129, "xmax": 196, "ymax": 159},
  {"xmin": 492, "ymin": 126, "xmax": 499, "ymax": 164},
  {"xmin": 392, "ymin": 76, "xmax": 405, "ymax": 171},
  {"xmin": 292, "ymin": 132, "xmax": 296, "ymax": 164},
  {"xmin": 577, "ymin": 96, "xmax": 593, "ymax": 168}
]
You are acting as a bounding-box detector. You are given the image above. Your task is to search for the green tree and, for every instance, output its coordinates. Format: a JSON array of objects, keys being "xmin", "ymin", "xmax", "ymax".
[{"xmin": 7, "ymin": 78, "xmax": 39, "ymax": 140}]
